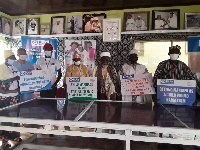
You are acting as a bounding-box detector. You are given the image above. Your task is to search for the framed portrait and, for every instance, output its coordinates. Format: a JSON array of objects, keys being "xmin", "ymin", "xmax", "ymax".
[
  {"xmin": 185, "ymin": 13, "xmax": 200, "ymax": 29},
  {"xmin": 67, "ymin": 16, "xmax": 82, "ymax": 34},
  {"xmin": 40, "ymin": 24, "xmax": 50, "ymax": 35},
  {"xmin": 103, "ymin": 18, "xmax": 121, "ymax": 42},
  {"xmin": 83, "ymin": 13, "xmax": 106, "ymax": 33},
  {"xmin": 123, "ymin": 11, "xmax": 150, "ymax": 31},
  {"xmin": 1, "ymin": 17, "xmax": 11, "ymax": 35},
  {"xmin": 152, "ymin": 9, "xmax": 180, "ymax": 30},
  {"xmin": 13, "ymin": 18, "xmax": 26, "ymax": 35},
  {"xmin": 51, "ymin": 16, "xmax": 66, "ymax": 34},
  {"xmin": 27, "ymin": 18, "xmax": 40, "ymax": 35}
]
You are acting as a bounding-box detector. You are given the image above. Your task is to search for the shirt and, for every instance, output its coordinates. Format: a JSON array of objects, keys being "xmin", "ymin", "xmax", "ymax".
[
  {"xmin": 36, "ymin": 57, "xmax": 61, "ymax": 85},
  {"xmin": 13, "ymin": 61, "xmax": 34, "ymax": 71}
]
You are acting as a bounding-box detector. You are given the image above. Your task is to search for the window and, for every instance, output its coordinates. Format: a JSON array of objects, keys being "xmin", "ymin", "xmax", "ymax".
[{"xmin": 134, "ymin": 40, "xmax": 188, "ymax": 75}]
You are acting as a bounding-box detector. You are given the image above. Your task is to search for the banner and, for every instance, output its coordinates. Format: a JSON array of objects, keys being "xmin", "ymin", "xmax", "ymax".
[
  {"xmin": 66, "ymin": 77, "xmax": 97, "ymax": 100},
  {"xmin": 21, "ymin": 36, "xmax": 57, "ymax": 68},
  {"xmin": 65, "ymin": 40, "xmax": 96, "ymax": 75},
  {"xmin": 157, "ymin": 79, "xmax": 196, "ymax": 106},
  {"xmin": 120, "ymin": 73, "xmax": 155, "ymax": 95},
  {"xmin": 188, "ymin": 37, "xmax": 200, "ymax": 52},
  {"xmin": 19, "ymin": 70, "xmax": 52, "ymax": 93}
]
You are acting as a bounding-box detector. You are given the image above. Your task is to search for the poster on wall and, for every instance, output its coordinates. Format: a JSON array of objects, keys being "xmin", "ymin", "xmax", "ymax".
[
  {"xmin": 67, "ymin": 16, "xmax": 82, "ymax": 34},
  {"xmin": 65, "ymin": 40, "xmax": 96, "ymax": 75},
  {"xmin": 157, "ymin": 79, "xmax": 196, "ymax": 106},
  {"xmin": 1, "ymin": 17, "xmax": 11, "ymax": 35},
  {"xmin": 21, "ymin": 36, "xmax": 57, "ymax": 69}
]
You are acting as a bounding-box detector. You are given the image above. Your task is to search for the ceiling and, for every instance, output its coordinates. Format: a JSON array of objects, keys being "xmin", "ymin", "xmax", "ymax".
[{"xmin": 0, "ymin": 0, "xmax": 200, "ymax": 16}]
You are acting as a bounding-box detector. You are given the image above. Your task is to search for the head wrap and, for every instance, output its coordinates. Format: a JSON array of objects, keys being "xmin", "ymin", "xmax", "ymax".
[
  {"xmin": 73, "ymin": 51, "xmax": 81, "ymax": 59},
  {"xmin": 4, "ymin": 50, "xmax": 14, "ymax": 59},
  {"xmin": 100, "ymin": 52, "xmax": 111, "ymax": 57},
  {"xmin": 43, "ymin": 43, "xmax": 53, "ymax": 51},
  {"xmin": 129, "ymin": 49, "xmax": 138, "ymax": 55}
]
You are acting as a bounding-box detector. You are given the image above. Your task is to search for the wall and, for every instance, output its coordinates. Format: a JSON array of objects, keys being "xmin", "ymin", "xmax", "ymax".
[{"xmin": 12, "ymin": 5, "xmax": 200, "ymax": 31}]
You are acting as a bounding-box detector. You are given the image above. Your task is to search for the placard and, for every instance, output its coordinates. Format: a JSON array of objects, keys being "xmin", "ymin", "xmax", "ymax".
[
  {"xmin": 120, "ymin": 73, "xmax": 155, "ymax": 95},
  {"xmin": 19, "ymin": 70, "xmax": 52, "ymax": 93},
  {"xmin": 188, "ymin": 37, "xmax": 200, "ymax": 52},
  {"xmin": 66, "ymin": 77, "xmax": 97, "ymax": 100},
  {"xmin": 157, "ymin": 79, "xmax": 196, "ymax": 106}
]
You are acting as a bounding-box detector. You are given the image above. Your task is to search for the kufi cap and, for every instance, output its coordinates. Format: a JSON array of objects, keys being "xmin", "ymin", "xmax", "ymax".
[
  {"xmin": 129, "ymin": 49, "xmax": 138, "ymax": 55},
  {"xmin": 90, "ymin": 18, "xmax": 94, "ymax": 21},
  {"xmin": 43, "ymin": 43, "xmax": 53, "ymax": 50},
  {"xmin": 73, "ymin": 51, "xmax": 81, "ymax": 59},
  {"xmin": 93, "ymin": 17, "xmax": 98, "ymax": 20},
  {"xmin": 137, "ymin": 16, "xmax": 141, "ymax": 18},
  {"xmin": 4, "ymin": 50, "xmax": 15, "ymax": 59},
  {"xmin": 100, "ymin": 52, "xmax": 111, "ymax": 57}
]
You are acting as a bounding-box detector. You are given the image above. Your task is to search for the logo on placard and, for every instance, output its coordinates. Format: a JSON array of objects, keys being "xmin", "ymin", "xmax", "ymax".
[
  {"xmin": 160, "ymin": 79, "xmax": 174, "ymax": 84},
  {"xmin": 69, "ymin": 77, "xmax": 80, "ymax": 82},
  {"xmin": 122, "ymin": 74, "xmax": 134, "ymax": 79},
  {"xmin": 20, "ymin": 71, "xmax": 32, "ymax": 76}
]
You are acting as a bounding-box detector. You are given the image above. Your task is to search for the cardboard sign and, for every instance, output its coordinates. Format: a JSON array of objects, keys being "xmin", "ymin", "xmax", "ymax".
[
  {"xmin": 19, "ymin": 70, "xmax": 51, "ymax": 93},
  {"xmin": 120, "ymin": 73, "xmax": 155, "ymax": 95},
  {"xmin": 157, "ymin": 79, "xmax": 196, "ymax": 106},
  {"xmin": 66, "ymin": 77, "xmax": 97, "ymax": 100}
]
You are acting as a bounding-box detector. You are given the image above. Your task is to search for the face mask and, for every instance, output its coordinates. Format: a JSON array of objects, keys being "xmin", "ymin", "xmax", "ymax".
[
  {"xmin": 74, "ymin": 61, "xmax": 80, "ymax": 66},
  {"xmin": 44, "ymin": 51, "xmax": 52, "ymax": 57},
  {"xmin": 170, "ymin": 54, "xmax": 179, "ymax": 60},
  {"xmin": 7, "ymin": 59, "xmax": 15, "ymax": 65},
  {"xmin": 20, "ymin": 55, "xmax": 27, "ymax": 61}
]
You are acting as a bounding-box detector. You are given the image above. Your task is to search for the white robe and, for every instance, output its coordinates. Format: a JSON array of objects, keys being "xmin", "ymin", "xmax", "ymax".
[
  {"xmin": 168, "ymin": 15, "xmax": 177, "ymax": 28},
  {"xmin": 126, "ymin": 19, "xmax": 135, "ymax": 30},
  {"xmin": 155, "ymin": 20, "xmax": 164, "ymax": 29},
  {"xmin": 121, "ymin": 63, "xmax": 147, "ymax": 103}
]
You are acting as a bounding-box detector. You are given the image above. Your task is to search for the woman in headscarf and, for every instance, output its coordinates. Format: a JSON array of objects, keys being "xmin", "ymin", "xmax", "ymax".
[{"xmin": 0, "ymin": 50, "xmax": 21, "ymax": 147}]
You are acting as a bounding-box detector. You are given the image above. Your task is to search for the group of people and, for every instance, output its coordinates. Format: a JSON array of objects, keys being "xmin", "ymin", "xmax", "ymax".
[
  {"xmin": 126, "ymin": 15, "xmax": 147, "ymax": 31},
  {"xmin": 85, "ymin": 17, "xmax": 102, "ymax": 32},
  {"xmin": 155, "ymin": 12, "xmax": 178, "ymax": 29}
]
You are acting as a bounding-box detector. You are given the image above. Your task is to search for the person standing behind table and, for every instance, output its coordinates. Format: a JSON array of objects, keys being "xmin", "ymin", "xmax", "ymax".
[
  {"xmin": 63, "ymin": 52, "xmax": 90, "ymax": 89},
  {"xmin": 36, "ymin": 43, "xmax": 62, "ymax": 98},
  {"xmin": 0, "ymin": 50, "xmax": 20, "ymax": 147},
  {"xmin": 92, "ymin": 52, "xmax": 121, "ymax": 100},
  {"xmin": 13, "ymin": 48, "xmax": 34, "ymax": 102},
  {"xmin": 153, "ymin": 45, "xmax": 195, "ymax": 102},
  {"xmin": 119, "ymin": 49, "xmax": 148, "ymax": 103}
]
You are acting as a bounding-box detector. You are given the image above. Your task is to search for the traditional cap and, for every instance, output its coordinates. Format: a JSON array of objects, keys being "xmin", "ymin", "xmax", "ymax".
[
  {"xmin": 43, "ymin": 43, "xmax": 53, "ymax": 50},
  {"xmin": 169, "ymin": 45, "xmax": 181, "ymax": 51},
  {"xmin": 170, "ymin": 12, "xmax": 174, "ymax": 14},
  {"xmin": 90, "ymin": 18, "xmax": 94, "ymax": 21},
  {"xmin": 93, "ymin": 17, "xmax": 98, "ymax": 20},
  {"xmin": 100, "ymin": 52, "xmax": 111, "ymax": 57},
  {"xmin": 73, "ymin": 51, "xmax": 81, "ymax": 59},
  {"xmin": 4, "ymin": 50, "xmax": 15, "ymax": 59},
  {"xmin": 129, "ymin": 49, "xmax": 138, "ymax": 55},
  {"xmin": 137, "ymin": 16, "xmax": 141, "ymax": 18}
]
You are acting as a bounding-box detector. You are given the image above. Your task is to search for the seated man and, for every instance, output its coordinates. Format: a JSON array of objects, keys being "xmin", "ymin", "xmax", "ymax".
[
  {"xmin": 120, "ymin": 49, "xmax": 148, "ymax": 103},
  {"xmin": 92, "ymin": 52, "xmax": 121, "ymax": 100},
  {"xmin": 63, "ymin": 51, "xmax": 90, "ymax": 88},
  {"xmin": 153, "ymin": 45, "xmax": 194, "ymax": 102}
]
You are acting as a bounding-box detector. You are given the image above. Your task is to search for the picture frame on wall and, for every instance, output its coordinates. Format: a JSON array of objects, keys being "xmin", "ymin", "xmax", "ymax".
[
  {"xmin": 83, "ymin": 13, "xmax": 106, "ymax": 33},
  {"xmin": 185, "ymin": 13, "xmax": 200, "ymax": 29},
  {"xmin": 103, "ymin": 18, "xmax": 121, "ymax": 42},
  {"xmin": 27, "ymin": 18, "xmax": 40, "ymax": 35},
  {"xmin": 13, "ymin": 18, "xmax": 26, "ymax": 35},
  {"xmin": 67, "ymin": 16, "xmax": 82, "ymax": 34},
  {"xmin": 51, "ymin": 16, "xmax": 66, "ymax": 34},
  {"xmin": 1, "ymin": 17, "xmax": 11, "ymax": 35},
  {"xmin": 123, "ymin": 11, "xmax": 150, "ymax": 31},
  {"xmin": 152, "ymin": 9, "xmax": 180, "ymax": 30},
  {"xmin": 40, "ymin": 24, "xmax": 50, "ymax": 35}
]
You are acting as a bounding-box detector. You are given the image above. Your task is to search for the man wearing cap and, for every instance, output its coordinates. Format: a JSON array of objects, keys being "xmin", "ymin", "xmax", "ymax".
[
  {"xmin": 36, "ymin": 43, "xmax": 62, "ymax": 98},
  {"xmin": 153, "ymin": 45, "xmax": 194, "ymax": 101},
  {"xmin": 52, "ymin": 19, "xmax": 64, "ymax": 34},
  {"xmin": 92, "ymin": 52, "xmax": 121, "ymax": 100},
  {"xmin": 85, "ymin": 18, "xmax": 94, "ymax": 32},
  {"xmin": 120, "ymin": 49, "xmax": 148, "ymax": 103},
  {"xmin": 77, "ymin": 44, "xmax": 88, "ymax": 66},
  {"xmin": 165, "ymin": 12, "xmax": 177, "ymax": 28},
  {"xmin": 13, "ymin": 48, "xmax": 34, "ymax": 102},
  {"xmin": 155, "ymin": 15, "xmax": 165, "ymax": 29},
  {"xmin": 63, "ymin": 51, "xmax": 89, "ymax": 88},
  {"xmin": 135, "ymin": 16, "xmax": 147, "ymax": 30}
]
